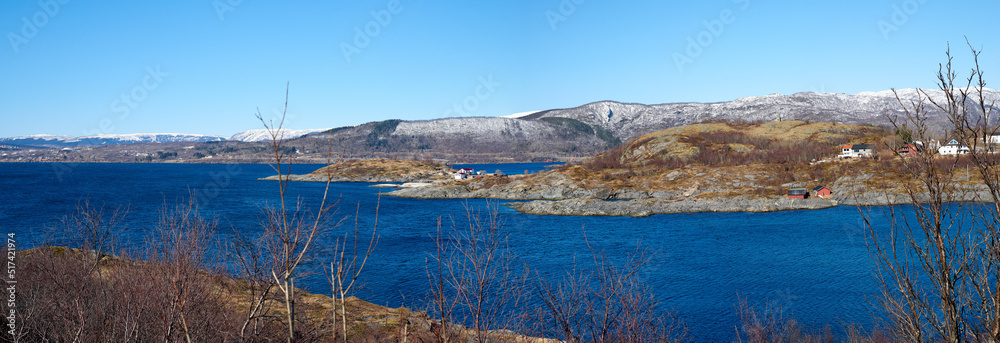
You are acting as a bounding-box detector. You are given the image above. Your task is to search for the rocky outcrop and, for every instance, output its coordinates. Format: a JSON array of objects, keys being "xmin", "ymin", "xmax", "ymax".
[
  {"xmin": 389, "ymin": 173, "xmax": 616, "ymax": 200},
  {"xmin": 259, "ymin": 174, "xmax": 438, "ymax": 183},
  {"xmin": 508, "ymin": 197, "xmax": 837, "ymax": 217},
  {"xmin": 387, "ymin": 169, "xmax": 1000, "ymax": 216}
]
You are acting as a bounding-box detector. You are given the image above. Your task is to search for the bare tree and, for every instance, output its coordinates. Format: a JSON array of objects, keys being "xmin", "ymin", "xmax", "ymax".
[
  {"xmin": 426, "ymin": 217, "xmax": 460, "ymax": 343},
  {"xmin": 328, "ymin": 200, "xmax": 380, "ymax": 342},
  {"xmin": 867, "ymin": 40, "xmax": 999, "ymax": 342},
  {"xmin": 54, "ymin": 199, "xmax": 128, "ymax": 274},
  {"xmin": 255, "ymin": 83, "xmax": 341, "ymax": 342}
]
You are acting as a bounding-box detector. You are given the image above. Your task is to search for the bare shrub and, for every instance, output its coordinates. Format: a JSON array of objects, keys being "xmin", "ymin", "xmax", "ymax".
[
  {"xmin": 51, "ymin": 199, "xmax": 127, "ymax": 273},
  {"xmin": 529, "ymin": 235, "xmax": 688, "ymax": 343},
  {"xmin": 17, "ymin": 200, "xmax": 239, "ymax": 342},
  {"xmin": 733, "ymin": 298, "xmax": 834, "ymax": 343},
  {"xmin": 144, "ymin": 199, "xmax": 233, "ymax": 342},
  {"xmin": 425, "ymin": 201, "xmax": 527, "ymax": 343}
]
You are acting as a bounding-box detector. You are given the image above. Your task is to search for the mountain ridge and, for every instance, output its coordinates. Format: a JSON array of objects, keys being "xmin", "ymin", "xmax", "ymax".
[{"xmin": 5, "ymin": 88, "xmax": 997, "ymax": 153}]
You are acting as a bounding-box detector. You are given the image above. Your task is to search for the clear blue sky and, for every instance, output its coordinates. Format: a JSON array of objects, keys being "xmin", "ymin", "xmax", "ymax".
[{"xmin": 1, "ymin": 1, "xmax": 998, "ymax": 137}]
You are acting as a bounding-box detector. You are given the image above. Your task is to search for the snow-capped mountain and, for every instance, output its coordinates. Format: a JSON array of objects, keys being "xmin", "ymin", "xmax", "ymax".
[
  {"xmin": 228, "ymin": 128, "xmax": 332, "ymax": 142},
  {"xmin": 0, "ymin": 133, "xmax": 226, "ymax": 148},
  {"xmin": 6, "ymin": 88, "xmax": 996, "ymax": 152},
  {"xmin": 297, "ymin": 88, "xmax": 1000, "ymax": 157},
  {"xmin": 525, "ymin": 88, "xmax": 1000, "ymax": 139}
]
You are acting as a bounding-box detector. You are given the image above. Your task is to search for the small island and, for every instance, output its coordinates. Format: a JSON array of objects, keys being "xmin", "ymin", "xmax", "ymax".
[{"xmin": 259, "ymin": 158, "xmax": 457, "ymax": 183}]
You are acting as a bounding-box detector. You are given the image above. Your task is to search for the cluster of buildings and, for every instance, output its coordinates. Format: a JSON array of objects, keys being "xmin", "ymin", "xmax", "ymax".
[
  {"xmin": 839, "ymin": 137, "xmax": 989, "ymax": 159},
  {"xmin": 799, "ymin": 134, "xmax": 1000, "ymax": 198},
  {"xmin": 453, "ymin": 168, "xmax": 507, "ymax": 180},
  {"xmin": 787, "ymin": 186, "xmax": 832, "ymax": 199},
  {"xmin": 894, "ymin": 139, "xmax": 971, "ymax": 157}
]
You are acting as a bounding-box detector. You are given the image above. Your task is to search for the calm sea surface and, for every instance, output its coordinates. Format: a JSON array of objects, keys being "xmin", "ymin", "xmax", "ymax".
[{"xmin": 0, "ymin": 162, "xmax": 885, "ymax": 341}]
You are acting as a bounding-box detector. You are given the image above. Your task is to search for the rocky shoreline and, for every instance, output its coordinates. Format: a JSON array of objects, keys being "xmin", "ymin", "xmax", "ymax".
[
  {"xmin": 383, "ymin": 174, "xmax": 997, "ymax": 216},
  {"xmin": 258, "ymin": 174, "xmax": 440, "ymax": 183},
  {"xmin": 265, "ymin": 168, "xmax": 998, "ymax": 217},
  {"xmin": 507, "ymin": 197, "xmax": 838, "ymax": 217}
]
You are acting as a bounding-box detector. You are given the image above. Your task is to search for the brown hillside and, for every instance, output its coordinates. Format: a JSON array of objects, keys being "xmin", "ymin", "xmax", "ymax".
[{"xmin": 614, "ymin": 120, "xmax": 884, "ymax": 166}]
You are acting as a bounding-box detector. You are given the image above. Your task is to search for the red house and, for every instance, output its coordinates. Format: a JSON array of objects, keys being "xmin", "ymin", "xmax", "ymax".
[
  {"xmin": 895, "ymin": 143, "xmax": 919, "ymax": 157},
  {"xmin": 812, "ymin": 186, "xmax": 832, "ymax": 198},
  {"xmin": 787, "ymin": 188, "xmax": 809, "ymax": 199}
]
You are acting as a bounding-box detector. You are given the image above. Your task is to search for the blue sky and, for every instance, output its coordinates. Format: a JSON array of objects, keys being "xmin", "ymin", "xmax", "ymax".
[{"xmin": 1, "ymin": 1, "xmax": 998, "ymax": 137}]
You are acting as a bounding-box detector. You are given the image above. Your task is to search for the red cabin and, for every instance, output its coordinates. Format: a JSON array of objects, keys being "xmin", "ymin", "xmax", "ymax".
[
  {"xmin": 895, "ymin": 143, "xmax": 919, "ymax": 157},
  {"xmin": 812, "ymin": 186, "xmax": 832, "ymax": 198},
  {"xmin": 787, "ymin": 188, "xmax": 809, "ymax": 199}
]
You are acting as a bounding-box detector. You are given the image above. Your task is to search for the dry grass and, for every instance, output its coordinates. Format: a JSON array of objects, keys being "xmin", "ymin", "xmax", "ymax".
[
  {"xmin": 19, "ymin": 246, "xmax": 563, "ymax": 342},
  {"xmin": 310, "ymin": 158, "xmax": 456, "ymax": 180},
  {"xmin": 465, "ymin": 120, "xmax": 913, "ymax": 200}
]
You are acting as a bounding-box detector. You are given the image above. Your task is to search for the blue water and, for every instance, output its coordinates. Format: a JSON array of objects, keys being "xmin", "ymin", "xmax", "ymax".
[{"xmin": 0, "ymin": 162, "xmax": 882, "ymax": 341}]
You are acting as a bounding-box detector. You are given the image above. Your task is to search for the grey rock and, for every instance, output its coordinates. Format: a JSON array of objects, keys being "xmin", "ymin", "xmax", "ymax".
[
  {"xmin": 664, "ymin": 170, "xmax": 685, "ymax": 181},
  {"xmin": 510, "ymin": 196, "xmax": 837, "ymax": 217}
]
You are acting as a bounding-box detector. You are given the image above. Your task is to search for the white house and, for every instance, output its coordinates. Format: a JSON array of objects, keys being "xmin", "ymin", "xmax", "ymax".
[
  {"xmin": 838, "ymin": 144, "xmax": 873, "ymax": 159},
  {"xmin": 938, "ymin": 139, "xmax": 970, "ymax": 155},
  {"xmin": 987, "ymin": 133, "xmax": 1000, "ymax": 144},
  {"xmin": 454, "ymin": 168, "xmax": 475, "ymax": 180}
]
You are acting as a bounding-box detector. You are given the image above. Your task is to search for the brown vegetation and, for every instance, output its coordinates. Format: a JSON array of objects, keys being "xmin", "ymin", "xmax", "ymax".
[
  {"xmin": 489, "ymin": 120, "xmax": 900, "ymax": 199},
  {"xmin": 310, "ymin": 158, "xmax": 457, "ymax": 180}
]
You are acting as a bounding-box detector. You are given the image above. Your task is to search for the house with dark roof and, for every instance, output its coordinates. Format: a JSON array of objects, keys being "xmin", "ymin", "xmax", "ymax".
[
  {"xmin": 787, "ymin": 188, "xmax": 809, "ymax": 199},
  {"xmin": 838, "ymin": 143, "xmax": 873, "ymax": 159}
]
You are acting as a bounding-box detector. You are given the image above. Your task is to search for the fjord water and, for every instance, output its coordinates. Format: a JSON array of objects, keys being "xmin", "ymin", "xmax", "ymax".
[{"xmin": 1, "ymin": 162, "xmax": 879, "ymax": 341}]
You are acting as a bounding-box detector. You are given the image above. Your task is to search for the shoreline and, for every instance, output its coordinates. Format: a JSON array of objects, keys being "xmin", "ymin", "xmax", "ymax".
[
  {"xmin": 258, "ymin": 173, "xmax": 444, "ymax": 183},
  {"xmin": 385, "ymin": 182, "xmax": 996, "ymax": 217}
]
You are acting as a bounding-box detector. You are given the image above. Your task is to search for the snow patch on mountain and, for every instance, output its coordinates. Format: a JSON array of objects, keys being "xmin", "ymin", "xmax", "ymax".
[
  {"xmin": 71, "ymin": 133, "xmax": 226, "ymax": 143},
  {"xmin": 395, "ymin": 117, "xmax": 556, "ymax": 140},
  {"xmin": 228, "ymin": 128, "xmax": 332, "ymax": 142},
  {"xmin": 0, "ymin": 133, "xmax": 226, "ymax": 147},
  {"xmin": 535, "ymin": 89, "xmax": 1000, "ymax": 139},
  {"xmin": 4, "ymin": 134, "xmax": 75, "ymax": 141},
  {"xmin": 502, "ymin": 111, "xmax": 542, "ymax": 119}
]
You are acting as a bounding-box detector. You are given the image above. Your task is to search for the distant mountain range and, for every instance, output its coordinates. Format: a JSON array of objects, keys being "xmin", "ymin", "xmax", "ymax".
[
  {"xmin": 5, "ymin": 89, "xmax": 998, "ymax": 152},
  {"xmin": 0, "ymin": 129, "xmax": 334, "ymax": 148},
  {"xmin": 0, "ymin": 133, "xmax": 226, "ymax": 148}
]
